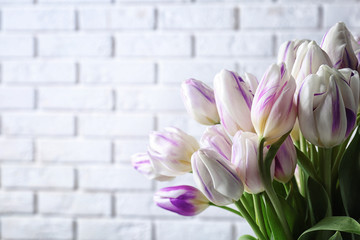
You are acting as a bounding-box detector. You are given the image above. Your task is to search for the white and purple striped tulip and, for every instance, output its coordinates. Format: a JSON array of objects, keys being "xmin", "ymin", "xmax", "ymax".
[
  {"xmin": 231, "ymin": 131, "xmax": 273, "ymax": 194},
  {"xmin": 339, "ymin": 68, "xmax": 360, "ymax": 110},
  {"xmin": 200, "ymin": 125, "xmax": 232, "ymax": 161},
  {"xmin": 181, "ymin": 79, "xmax": 220, "ymax": 125},
  {"xmin": 214, "ymin": 69, "xmax": 255, "ymax": 136},
  {"xmin": 154, "ymin": 185, "xmax": 209, "ymax": 216},
  {"xmin": 131, "ymin": 153, "xmax": 175, "ymax": 181},
  {"xmin": 251, "ymin": 63, "xmax": 297, "ymax": 143},
  {"xmin": 191, "ymin": 148, "xmax": 244, "ymax": 206},
  {"xmin": 244, "ymin": 72, "xmax": 259, "ymax": 95},
  {"xmin": 148, "ymin": 127, "xmax": 200, "ymax": 177},
  {"xmin": 274, "ymin": 136, "xmax": 297, "ymax": 183},
  {"xmin": 277, "ymin": 39, "xmax": 310, "ymax": 73},
  {"xmin": 298, "ymin": 65, "xmax": 358, "ymax": 147},
  {"xmin": 321, "ymin": 22, "xmax": 359, "ymax": 71}
]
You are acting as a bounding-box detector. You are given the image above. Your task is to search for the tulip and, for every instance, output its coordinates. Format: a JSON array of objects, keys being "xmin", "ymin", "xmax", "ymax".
[
  {"xmin": 154, "ymin": 185, "xmax": 209, "ymax": 216},
  {"xmin": 131, "ymin": 153, "xmax": 174, "ymax": 181},
  {"xmin": 191, "ymin": 148, "xmax": 243, "ymax": 206},
  {"xmin": 251, "ymin": 63, "xmax": 297, "ymax": 143},
  {"xmin": 274, "ymin": 137, "xmax": 297, "ymax": 183},
  {"xmin": 298, "ymin": 65, "xmax": 358, "ymax": 147},
  {"xmin": 244, "ymin": 72, "xmax": 259, "ymax": 95},
  {"xmin": 231, "ymin": 131, "xmax": 273, "ymax": 194},
  {"xmin": 148, "ymin": 127, "xmax": 199, "ymax": 176},
  {"xmin": 321, "ymin": 22, "xmax": 359, "ymax": 71},
  {"xmin": 200, "ymin": 125, "xmax": 232, "ymax": 161},
  {"xmin": 214, "ymin": 69, "xmax": 255, "ymax": 136},
  {"xmin": 277, "ymin": 39, "xmax": 310, "ymax": 73},
  {"xmin": 339, "ymin": 68, "xmax": 360, "ymax": 109},
  {"xmin": 181, "ymin": 78, "xmax": 220, "ymax": 125}
]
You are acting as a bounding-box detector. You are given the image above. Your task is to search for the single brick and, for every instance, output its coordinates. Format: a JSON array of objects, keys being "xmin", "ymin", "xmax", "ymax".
[
  {"xmin": 0, "ymin": 139, "xmax": 33, "ymax": 162},
  {"xmin": 0, "ymin": 35, "xmax": 33, "ymax": 57},
  {"xmin": 0, "ymin": 87, "xmax": 34, "ymax": 109},
  {"xmin": 0, "ymin": 191, "xmax": 34, "ymax": 213}
]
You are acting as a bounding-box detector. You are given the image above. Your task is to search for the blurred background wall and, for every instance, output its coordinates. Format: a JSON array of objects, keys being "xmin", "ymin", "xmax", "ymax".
[{"xmin": 0, "ymin": 0, "xmax": 359, "ymax": 239}]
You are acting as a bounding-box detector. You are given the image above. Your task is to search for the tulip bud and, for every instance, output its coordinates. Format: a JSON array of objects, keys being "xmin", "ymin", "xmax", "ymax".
[
  {"xmin": 154, "ymin": 185, "xmax": 209, "ymax": 216},
  {"xmin": 131, "ymin": 153, "xmax": 175, "ymax": 181},
  {"xmin": 181, "ymin": 79, "xmax": 220, "ymax": 125},
  {"xmin": 214, "ymin": 69, "xmax": 254, "ymax": 136},
  {"xmin": 298, "ymin": 65, "xmax": 358, "ymax": 147},
  {"xmin": 200, "ymin": 125, "xmax": 232, "ymax": 161},
  {"xmin": 321, "ymin": 22, "xmax": 359, "ymax": 71},
  {"xmin": 339, "ymin": 68, "xmax": 360, "ymax": 109},
  {"xmin": 191, "ymin": 148, "xmax": 243, "ymax": 206},
  {"xmin": 148, "ymin": 127, "xmax": 199, "ymax": 176},
  {"xmin": 274, "ymin": 137, "xmax": 297, "ymax": 183},
  {"xmin": 251, "ymin": 63, "xmax": 297, "ymax": 143},
  {"xmin": 231, "ymin": 131, "xmax": 273, "ymax": 194},
  {"xmin": 277, "ymin": 39, "xmax": 310, "ymax": 73}
]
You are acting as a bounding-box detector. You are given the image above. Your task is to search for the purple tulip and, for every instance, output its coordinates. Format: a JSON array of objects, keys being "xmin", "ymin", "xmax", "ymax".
[
  {"xmin": 274, "ymin": 137, "xmax": 297, "ymax": 183},
  {"xmin": 181, "ymin": 78, "xmax": 220, "ymax": 125},
  {"xmin": 191, "ymin": 148, "xmax": 243, "ymax": 206},
  {"xmin": 200, "ymin": 125, "xmax": 232, "ymax": 161},
  {"xmin": 154, "ymin": 185, "xmax": 209, "ymax": 216},
  {"xmin": 148, "ymin": 127, "xmax": 199, "ymax": 176}
]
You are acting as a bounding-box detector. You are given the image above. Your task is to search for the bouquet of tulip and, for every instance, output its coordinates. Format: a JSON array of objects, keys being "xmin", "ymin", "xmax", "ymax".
[{"xmin": 132, "ymin": 22, "xmax": 360, "ymax": 240}]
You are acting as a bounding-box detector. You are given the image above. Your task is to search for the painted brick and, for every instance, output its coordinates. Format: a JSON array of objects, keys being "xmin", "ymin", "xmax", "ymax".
[
  {"xmin": 2, "ymin": 217, "xmax": 72, "ymax": 239},
  {"xmin": 38, "ymin": 34, "xmax": 111, "ymax": 57},
  {"xmin": 156, "ymin": 221, "xmax": 232, "ymax": 240},
  {"xmin": 323, "ymin": 4, "xmax": 360, "ymax": 28},
  {"xmin": 158, "ymin": 60, "xmax": 236, "ymax": 85},
  {"xmin": 78, "ymin": 114, "xmax": 154, "ymax": 137},
  {"xmin": 158, "ymin": 6, "xmax": 235, "ymax": 30},
  {"xmin": 114, "ymin": 138, "xmax": 148, "ymax": 162},
  {"xmin": 39, "ymin": 0, "xmax": 111, "ymax": 2},
  {"xmin": 241, "ymin": 4, "xmax": 319, "ymax": 29},
  {"xmin": 79, "ymin": 7, "xmax": 154, "ymax": 30},
  {"xmin": 0, "ymin": 139, "xmax": 33, "ymax": 162},
  {"xmin": 0, "ymin": 87, "xmax": 34, "ymax": 109},
  {"xmin": 2, "ymin": 166, "xmax": 74, "ymax": 189},
  {"xmin": 78, "ymin": 219, "xmax": 151, "ymax": 240},
  {"xmin": 116, "ymin": 33, "xmax": 191, "ymax": 57},
  {"xmin": 38, "ymin": 87, "xmax": 113, "ymax": 110},
  {"xmin": 3, "ymin": 8, "xmax": 75, "ymax": 30},
  {"xmin": 39, "ymin": 192, "xmax": 111, "ymax": 216},
  {"xmin": 237, "ymin": 58, "xmax": 275, "ymax": 79},
  {"xmin": 37, "ymin": 139, "xmax": 111, "ymax": 163},
  {"xmin": 78, "ymin": 166, "xmax": 152, "ymax": 190},
  {"xmin": 116, "ymin": 87, "xmax": 184, "ymax": 111},
  {"xmin": 196, "ymin": 33, "xmax": 273, "ymax": 57},
  {"xmin": 0, "ymin": 35, "xmax": 33, "ymax": 57},
  {"xmin": 2, "ymin": 61, "xmax": 76, "ymax": 84},
  {"xmin": 80, "ymin": 60, "xmax": 155, "ymax": 84},
  {"xmin": 0, "ymin": 191, "xmax": 33, "ymax": 213},
  {"xmin": 2, "ymin": 113, "xmax": 74, "ymax": 136}
]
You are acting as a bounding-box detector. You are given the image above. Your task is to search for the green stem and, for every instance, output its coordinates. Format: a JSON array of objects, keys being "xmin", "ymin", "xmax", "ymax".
[
  {"xmin": 235, "ymin": 201, "xmax": 268, "ymax": 240},
  {"xmin": 258, "ymin": 138, "xmax": 293, "ymax": 240},
  {"xmin": 209, "ymin": 202, "xmax": 243, "ymax": 217},
  {"xmin": 240, "ymin": 195, "xmax": 255, "ymax": 219},
  {"xmin": 253, "ymin": 194, "xmax": 267, "ymax": 237},
  {"xmin": 331, "ymin": 134, "xmax": 352, "ymax": 181},
  {"xmin": 322, "ymin": 148, "xmax": 332, "ymax": 200}
]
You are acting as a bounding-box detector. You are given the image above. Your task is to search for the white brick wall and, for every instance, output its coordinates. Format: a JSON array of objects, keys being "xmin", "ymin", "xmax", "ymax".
[{"xmin": 0, "ymin": 1, "xmax": 357, "ymax": 239}]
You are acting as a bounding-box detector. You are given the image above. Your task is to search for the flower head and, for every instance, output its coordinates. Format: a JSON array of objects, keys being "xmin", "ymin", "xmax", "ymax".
[{"xmin": 200, "ymin": 125, "xmax": 232, "ymax": 161}]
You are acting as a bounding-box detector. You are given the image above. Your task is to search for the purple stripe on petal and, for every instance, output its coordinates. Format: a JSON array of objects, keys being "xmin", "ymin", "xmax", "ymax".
[
  {"xmin": 215, "ymin": 158, "xmax": 240, "ymax": 182},
  {"xmin": 154, "ymin": 133, "xmax": 179, "ymax": 146},
  {"xmin": 282, "ymin": 41, "xmax": 292, "ymax": 62},
  {"xmin": 345, "ymin": 108, "xmax": 356, "ymax": 137},
  {"xmin": 332, "ymin": 83, "xmax": 341, "ymax": 133},
  {"xmin": 334, "ymin": 58, "xmax": 342, "ymax": 68},
  {"xmin": 194, "ymin": 160, "xmax": 214, "ymax": 201},
  {"xmin": 280, "ymin": 63, "xmax": 286, "ymax": 79},
  {"xmin": 320, "ymin": 30, "xmax": 329, "ymax": 47},
  {"xmin": 230, "ymin": 71, "xmax": 252, "ymax": 109},
  {"xmin": 186, "ymin": 79, "xmax": 215, "ymax": 103}
]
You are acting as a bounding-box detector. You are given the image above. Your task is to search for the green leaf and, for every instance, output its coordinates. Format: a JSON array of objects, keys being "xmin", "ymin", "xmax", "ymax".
[
  {"xmin": 295, "ymin": 146, "xmax": 322, "ymax": 184},
  {"xmin": 238, "ymin": 235, "xmax": 257, "ymax": 240},
  {"xmin": 328, "ymin": 232, "xmax": 342, "ymax": 240},
  {"xmin": 263, "ymin": 195, "xmax": 287, "ymax": 240},
  {"xmin": 298, "ymin": 216, "xmax": 360, "ymax": 240},
  {"xmin": 339, "ymin": 127, "xmax": 360, "ymax": 220},
  {"xmin": 307, "ymin": 177, "xmax": 332, "ymax": 223}
]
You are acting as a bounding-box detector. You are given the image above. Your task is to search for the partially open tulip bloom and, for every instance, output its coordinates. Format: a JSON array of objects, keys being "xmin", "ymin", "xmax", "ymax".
[
  {"xmin": 251, "ymin": 63, "xmax": 297, "ymax": 142},
  {"xmin": 148, "ymin": 127, "xmax": 199, "ymax": 176},
  {"xmin": 154, "ymin": 185, "xmax": 209, "ymax": 216},
  {"xmin": 298, "ymin": 65, "xmax": 359, "ymax": 148},
  {"xmin": 277, "ymin": 39, "xmax": 310, "ymax": 73},
  {"xmin": 191, "ymin": 148, "xmax": 243, "ymax": 206},
  {"xmin": 214, "ymin": 69, "xmax": 255, "ymax": 136},
  {"xmin": 231, "ymin": 131, "xmax": 273, "ymax": 194},
  {"xmin": 321, "ymin": 22, "xmax": 359, "ymax": 71},
  {"xmin": 181, "ymin": 79, "xmax": 220, "ymax": 125},
  {"xmin": 274, "ymin": 137, "xmax": 297, "ymax": 183},
  {"xmin": 200, "ymin": 125, "xmax": 232, "ymax": 161},
  {"xmin": 131, "ymin": 153, "xmax": 175, "ymax": 181}
]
